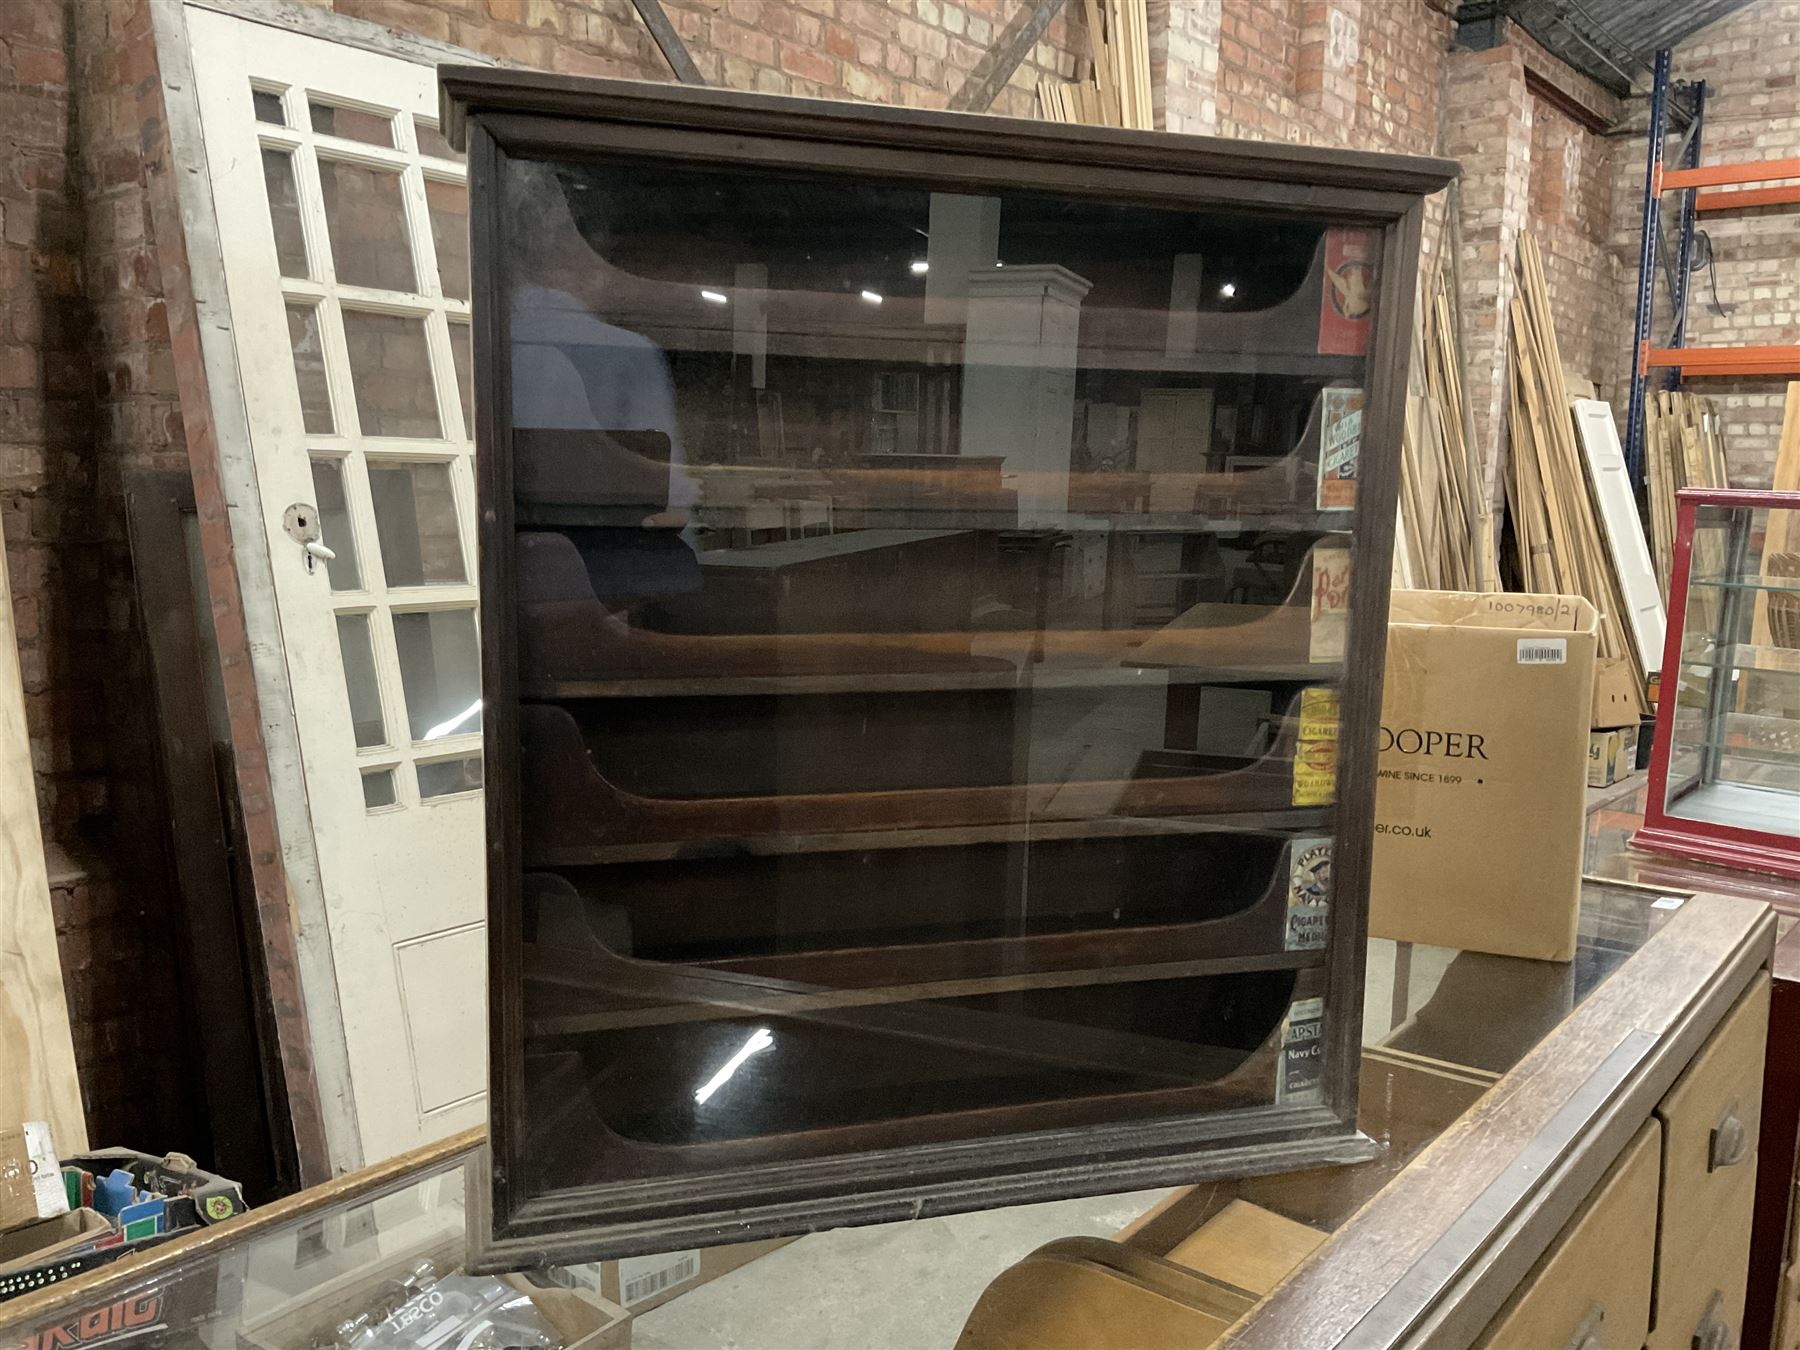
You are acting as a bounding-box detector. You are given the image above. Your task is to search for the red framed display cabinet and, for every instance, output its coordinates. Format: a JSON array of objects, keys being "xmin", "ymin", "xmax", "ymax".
[{"xmin": 1636, "ymin": 487, "xmax": 1800, "ymax": 879}]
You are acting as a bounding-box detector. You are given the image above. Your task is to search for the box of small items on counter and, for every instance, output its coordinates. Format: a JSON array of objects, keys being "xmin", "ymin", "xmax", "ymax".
[
  {"xmin": 0, "ymin": 1130, "xmax": 247, "ymax": 1301},
  {"xmin": 237, "ymin": 1251, "xmax": 628, "ymax": 1350}
]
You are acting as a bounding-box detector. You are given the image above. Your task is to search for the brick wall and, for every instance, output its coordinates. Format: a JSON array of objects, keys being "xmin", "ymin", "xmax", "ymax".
[
  {"xmin": 1212, "ymin": 0, "xmax": 1449, "ymax": 158},
  {"xmin": 1443, "ymin": 42, "xmax": 1530, "ymax": 487},
  {"xmin": 0, "ymin": 0, "xmax": 205, "ymax": 1152},
  {"xmin": 1527, "ymin": 98, "xmax": 1622, "ymax": 394},
  {"xmin": 1608, "ymin": 0, "xmax": 1800, "ymax": 486},
  {"xmin": 1, "ymin": 0, "xmax": 95, "ymax": 846},
  {"xmin": 327, "ymin": 0, "xmax": 1082, "ymax": 117}
]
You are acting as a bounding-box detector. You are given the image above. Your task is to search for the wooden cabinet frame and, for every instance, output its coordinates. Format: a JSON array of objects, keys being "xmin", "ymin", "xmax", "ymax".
[{"xmin": 442, "ymin": 68, "xmax": 1457, "ymax": 1269}]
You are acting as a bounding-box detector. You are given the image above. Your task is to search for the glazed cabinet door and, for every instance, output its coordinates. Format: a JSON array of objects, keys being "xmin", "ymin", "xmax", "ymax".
[{"xmin": 455, "ymin": 69, "xmax": 1453, "ymax": 1265}]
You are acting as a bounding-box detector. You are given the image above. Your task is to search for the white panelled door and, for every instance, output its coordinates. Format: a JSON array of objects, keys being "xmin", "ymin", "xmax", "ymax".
[{"xmin": 187, "ymin": 7, "xmax": 486, "ymax": 1165}]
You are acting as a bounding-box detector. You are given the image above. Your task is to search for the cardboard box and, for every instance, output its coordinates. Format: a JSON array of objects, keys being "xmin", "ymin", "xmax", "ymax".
[
  {"xmin": 0, "ymin": 1123, "xmax": 66, "ymax": 1235},
  {"xmin": 579, "ymin": 1236, "xmax": 795, "ymax": 1316},
  {"xmin": 1590, "ymin": 654, "xmax": 1643, "ymax": 729},
  {"xmin": 1588, "ymin": 724, "xmax": 1639, "ymax": 787},
  {"xmin": 0, "ymin": 1208, "xmax": 109, "ymax": 1273},
  {"xmin": 1370, "ymin": 591, "xmax": 1598, "ymax": 961},
  {"xmin": 63, "ymin": 1148, "xmax": 246, "ymax": 1226}
]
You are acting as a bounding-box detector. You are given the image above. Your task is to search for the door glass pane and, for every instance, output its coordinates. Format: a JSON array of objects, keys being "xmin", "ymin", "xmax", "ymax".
[
  {"xmin": 426, "ymin": 178, "xmax": 470, "ymax": 301},
  {"xmin": 340, "ymin": 310, "xmax": 442, "ymax": 438},
  {"xmin": 418, "ymin": 754, "xmax": 483, "ymax": 798},
  {"xmin": 309, "ymin": 99, "xmax": 394, "ymax": 147},
  {"xmin": 362, "ymin": 766, "xmax": 398, "ymax": 808},
  {"xmin": 334, "ymin": 612, "xmax": 386, "ymax": 748},
  {"xmin": 318, "ymin": 158, "xmax": 417, "ymax": 292},
  {"xmin": 392, "ymin": 608, "xmax": 481, "ymax": 741},
  {"xmin": 285, "ymin": 302, "xmax": 334, "ymax": 435},
  {"xmin": 252, "ymin": 88, "xmax": 285, "ymax": 125},
  {"xmin": 447, "ymin": 322, "xmax": 473, "ymax": 432},
  {"xmin": 261, "ymin": 148, "xmax": 310, "ymax": 279},
  {"xmin": 415, "ymin": 118, "xmax": 462, "ymax": 161},
  {"xmin": 368, "ymin": 461, "xmax": 466, "ymax": 586},
  {"xmin": 309, "ymin": 456, "xmax": 363, "ymax": 591}
]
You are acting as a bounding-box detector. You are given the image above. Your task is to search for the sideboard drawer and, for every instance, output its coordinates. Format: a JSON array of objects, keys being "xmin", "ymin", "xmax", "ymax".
[
  {"xmin": 1650, "ymin": 976, "xmax": 1771, "ymax": 1349},
  {"xmin": 1475, "ymin": 1119, "xmax": 1661, "ymax": 1350}
]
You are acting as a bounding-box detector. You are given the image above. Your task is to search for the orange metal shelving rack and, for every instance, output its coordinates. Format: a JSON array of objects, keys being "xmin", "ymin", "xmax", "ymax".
[{"xmin": 1625, "ymin": 51, "xmax": 1800, "ymax": 479}]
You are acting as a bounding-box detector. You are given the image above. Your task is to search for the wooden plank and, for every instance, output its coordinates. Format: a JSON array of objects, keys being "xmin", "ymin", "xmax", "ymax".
[
  {"xmin": 1082, "ymin": 0, "xmax": 1118, "ymax": 127},
  {"xmin": 948, "ymin": 0, "xmax": 1071, "ymax": 113},
  {"xmin": 626, "ymin": 0, "xmax": 705, "ymax": 85},
  {"xmin": 0, "ymin": 510, "xmax": 86, "ymax": 1151},
  {"xmin": 1574, "ymin": 399, "xmax": 1666, "ymax": 677},
  {"xmin": 1166, "ymin": 1201, "xmax": 1326, "ymax": 1297},
  {"xmin": 1504, "ymin": 234, "xmax": 1647, "ymax": 714},
  {"xmin": 1752, "ymin": 383, "xmax": 1800, "ymax": 647}
]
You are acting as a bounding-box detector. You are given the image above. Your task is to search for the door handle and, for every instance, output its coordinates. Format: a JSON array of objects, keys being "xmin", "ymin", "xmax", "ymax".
[{"xmin": 1710, "ymin": 1102, "xmax": 1749, "ymax": 1171}]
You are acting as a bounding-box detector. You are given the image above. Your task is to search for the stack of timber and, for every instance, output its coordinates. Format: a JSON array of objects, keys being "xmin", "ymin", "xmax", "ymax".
[
  {"xmin": 1503, "ymin": 232, "xmax": 1648, "ymax": 717},
  {"xmin": 1751, "ymin": 382, "xmax": 1800, "ymax": 650},
  {"xmin": 1038, "ymin": 0, "xmax": 1154, "ymax": 130},
  {"xmin": 1395, "ymin": 262, "xmax": 1496, "ymax": 591},
  {"xmin": 1644, "ymin": 389, "xmax": 1732, "ymax": 602}
]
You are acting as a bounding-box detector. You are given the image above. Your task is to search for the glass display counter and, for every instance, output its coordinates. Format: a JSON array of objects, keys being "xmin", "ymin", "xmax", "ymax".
[
  {"xmin": 1637, "ymin": 488, "xmax": 1800, "ymax": 879},
  {"xmin": 1, "ymin": 878, "xmax": 1752, "ymax": 1350}
]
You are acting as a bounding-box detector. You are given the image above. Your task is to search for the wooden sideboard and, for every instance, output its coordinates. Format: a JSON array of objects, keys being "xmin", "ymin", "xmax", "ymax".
[{"xmin": 962, "ymin": 882, "xmax": 1776, "ymax": 1350}]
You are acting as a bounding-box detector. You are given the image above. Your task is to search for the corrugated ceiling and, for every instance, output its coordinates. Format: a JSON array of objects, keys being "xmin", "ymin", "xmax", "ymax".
[{"xmin": 1471, "ymin": 0, "xmax": 1761, "ymax": 92}]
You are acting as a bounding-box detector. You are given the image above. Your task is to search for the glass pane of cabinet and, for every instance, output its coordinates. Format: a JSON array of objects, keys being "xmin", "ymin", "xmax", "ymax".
[{"xmin": 453, "ymin": 69, "xmax": 1453, "ymax": 1265}]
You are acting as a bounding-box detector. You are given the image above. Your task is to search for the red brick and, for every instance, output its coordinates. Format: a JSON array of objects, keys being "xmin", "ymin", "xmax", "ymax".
[
  {"xmin": 780, "ymin": 41, "xmax": 838, "ymax": 85},
  {"xmin": 13, "ymin": 46, "xmax": 69, "ymax": 87},
  {"xmin": 713, "ymin": 18, "xmax": 777, "ymax": 66},
  {"xmin": 824, "ymin": 23, "xmax": 856, "ymax": 58}
]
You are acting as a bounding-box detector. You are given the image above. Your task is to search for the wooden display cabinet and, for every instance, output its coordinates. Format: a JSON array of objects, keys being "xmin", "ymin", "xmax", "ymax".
[{"xmin": 442, "ymin": 68, "xmax": 1457, "ymax": 1268}]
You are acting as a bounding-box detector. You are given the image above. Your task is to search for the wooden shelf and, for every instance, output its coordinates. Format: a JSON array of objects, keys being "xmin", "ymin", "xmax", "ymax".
[
  {"xmin": 525, "ymin": 806, "xmax": 1333, "ymax": 866},
  {"xmin": 524, "ymin": 940, "xmax": 1319, "ymax": 1039},
  {"xmin": 522, "ymin": 661, "xmax": 1338, "ymax": 700}
]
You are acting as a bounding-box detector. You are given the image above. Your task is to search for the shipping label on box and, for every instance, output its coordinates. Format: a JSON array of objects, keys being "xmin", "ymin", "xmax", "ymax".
[{"xmin": 1370, "ymin": 592, "xmax": 1599, "ymax": 961}]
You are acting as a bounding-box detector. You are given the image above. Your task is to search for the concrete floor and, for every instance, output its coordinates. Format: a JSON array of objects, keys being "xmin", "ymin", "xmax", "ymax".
[{"xmin": 631, "ymin": 1187, "xmax": 1169, "ymax": 1350}]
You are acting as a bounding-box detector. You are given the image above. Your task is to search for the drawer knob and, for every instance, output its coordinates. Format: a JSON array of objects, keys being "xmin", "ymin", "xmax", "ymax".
[
  {"xmin": 1692, "ymin": 1290, "xmax": 1729, "ymax": 1350},
  {"xmin": 1710, "ymin": 1104, "xmax": 1749, "ymax": 1171}
]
